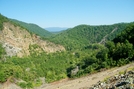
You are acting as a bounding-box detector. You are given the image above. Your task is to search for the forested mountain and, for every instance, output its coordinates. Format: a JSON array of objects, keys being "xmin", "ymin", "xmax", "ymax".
[
  {"xmin": 0, "ymin": 13, "xmax": 134, "ymax": 89},
  {"xmin": 10, "ymin": 19, "xmax": 53, "ymax": 37},
  {"xmin": 49, "ymin": 23, "xmax": 133, "ymax": 50},
  {"xmin": 66, "ymin": 23, "xmax": 134, "ymax": 78}
]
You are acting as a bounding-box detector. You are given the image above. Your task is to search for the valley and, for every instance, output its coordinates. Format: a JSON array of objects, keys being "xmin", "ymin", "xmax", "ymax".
[{"xmin": 0, "ymin": 14, "xmax": 134, "ymax": 89}]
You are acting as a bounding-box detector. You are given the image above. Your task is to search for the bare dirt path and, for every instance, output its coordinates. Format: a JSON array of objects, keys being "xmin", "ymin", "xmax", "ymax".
[{"xmin": 38, "ymin": 62, "xmax": 134, "ymax": 89}]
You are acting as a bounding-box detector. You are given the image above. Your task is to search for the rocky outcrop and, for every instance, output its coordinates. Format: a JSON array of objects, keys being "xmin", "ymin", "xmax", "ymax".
[
  {"xmin": 0, "ymin": 22, "xmax": 65, "ymax": 57},
  {"xmin": 71, "ymin": 66, "xmax": 79, "ymax": 76},
  {"xmin": 89, "ymin": 70, "xmax": 134, "ymax": 89}
]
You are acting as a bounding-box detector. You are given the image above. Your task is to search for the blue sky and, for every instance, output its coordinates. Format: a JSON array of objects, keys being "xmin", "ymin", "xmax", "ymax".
[{"xmin": 0, "ymin": 0, "xmax": 134, "ymax": 28}]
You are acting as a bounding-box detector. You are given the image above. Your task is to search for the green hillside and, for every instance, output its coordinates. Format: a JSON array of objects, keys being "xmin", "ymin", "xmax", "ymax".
[
  {"xmin": 66, "ymin": 23, "xmax": 134, "ymax": 78},
  {"xmin": 50, "ymin": 23, "xmax": 132, "ymax": 50},
  {"xmin": 10, "ymin": 19, "xmax": 53, "ymax": 37},
  {"xmin": 0, "ymin": 14, "xmax": 134, "ymax": 88},
  {"xmin": 0, "ymin": 23, "xmax": 134, "ymax": 88}
]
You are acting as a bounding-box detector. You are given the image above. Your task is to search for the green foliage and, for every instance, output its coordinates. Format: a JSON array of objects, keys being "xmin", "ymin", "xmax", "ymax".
[
  {"xmin": 113, "ymin": 23, "xmax": 134, "ymax": 45},
  {"xmin": 0, "ymin": 51, "xmax": 77, "ymax": 87},
  {"xmin": 0, "ymin": 43, "xmax": 104, "ymax": 86},
  {"xmin": 49, "ymin": 23, "xmax": 131, "ymax": 50},
  {"xmin": 67, "ymin": 24, "xmax": 134, "ymax": 78},
  {"xmin": 0, "ymin": 13, "xmax": 134, "ymax": 88},
  {"xmin": 0, "ymin": 44, "xmax": 6, "ymax": 59},
  {"xmin": 10, "ymin": 19, "xmax": 53, "ymax": 37},
  {"xmin": 0, "ymin": 44, "xmax": 7, "ymax": 82},
  {"xmin": 18, "ymin": 82, "xmax": 33, "ymax": 88},
  {"xmin": 18, "ymin": 82, "xmax": 27, "ymax": 88},
  {"xmin": 108, "ymin": 24, "xmax": 134, "ymax": 61},
  {"xmin": 0, "ymin": 71, "xmax": 6, "ymax": 82}
]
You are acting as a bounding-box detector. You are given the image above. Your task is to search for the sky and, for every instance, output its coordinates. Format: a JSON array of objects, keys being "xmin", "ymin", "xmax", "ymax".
[{"xmin": 0, "ymin": 0, "xmax": 134, "ymax": 28}]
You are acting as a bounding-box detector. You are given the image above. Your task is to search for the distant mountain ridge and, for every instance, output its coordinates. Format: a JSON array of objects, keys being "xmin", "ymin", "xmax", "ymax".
[{"xmin": 45, "ymin": 27, "xmax": 68, "ymax": 32}]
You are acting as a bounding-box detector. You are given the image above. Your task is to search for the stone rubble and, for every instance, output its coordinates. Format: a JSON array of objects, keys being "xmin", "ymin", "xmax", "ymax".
[{"xmin": 88, "ymin": 70, "xmax": 134, "ymax": 89}]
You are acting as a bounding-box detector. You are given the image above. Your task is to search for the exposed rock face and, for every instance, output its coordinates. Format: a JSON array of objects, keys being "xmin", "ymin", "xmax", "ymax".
[
  {"xmin": 0, "ymin": 22, "xmax": 65, "ymax": 57},
  {"xmin": 71, "ymin": 66, "xmax": 79, "ymax": 76}
]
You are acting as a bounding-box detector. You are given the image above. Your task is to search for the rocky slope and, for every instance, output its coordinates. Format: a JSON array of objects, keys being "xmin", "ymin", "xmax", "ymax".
[
  {"xmin": 0, "ymin": 22, "xmax": 65, "ymax": 57},
  {"xmin": 89, "ymin": 69, "xmax": 134, "ymax": 89}
]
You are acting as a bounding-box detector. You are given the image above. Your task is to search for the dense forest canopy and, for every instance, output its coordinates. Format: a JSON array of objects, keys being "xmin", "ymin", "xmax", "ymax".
[{"xmin": 49, "ymin": 23, "xmax": 132, "ymax": 50}]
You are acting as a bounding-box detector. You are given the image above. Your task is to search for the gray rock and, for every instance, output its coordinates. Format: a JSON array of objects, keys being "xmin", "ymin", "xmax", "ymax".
[{"xmin": 88, "ymin": 69, "xmax": 134, "ymax": 89}]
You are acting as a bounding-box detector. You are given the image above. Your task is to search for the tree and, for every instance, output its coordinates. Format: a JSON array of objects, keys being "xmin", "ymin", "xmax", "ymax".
[
  {"xmin": 0, "ymin": 44, "xmax": 6, "ymax": 60},
  {"xmin": 0, "ymin": 71, "xmax": 6, "ymax": 82}
]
